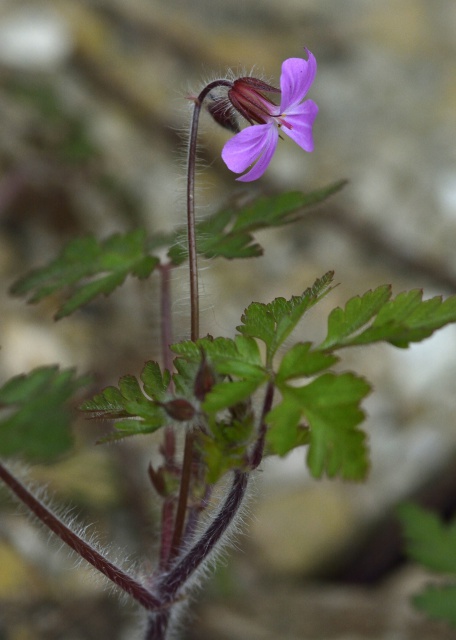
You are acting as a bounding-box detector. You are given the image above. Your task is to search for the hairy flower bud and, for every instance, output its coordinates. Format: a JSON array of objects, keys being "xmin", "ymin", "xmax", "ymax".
[{"xmin": 206, "ymin": 95, "xmax": 240, "ymax": 133}]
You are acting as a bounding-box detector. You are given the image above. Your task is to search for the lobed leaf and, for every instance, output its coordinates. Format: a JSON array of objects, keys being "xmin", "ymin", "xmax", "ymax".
[
  {"xmin": 319, "ymin": 285, "xmax": 391, "ymax": 349},
  {"xmin": 10, "ymin": 230, "xmax": 159, "ymax": 319},
  {"xmin": 172, "ymin": 336, "xmax": 268, "ymax": 414},
  {"xmin": 203, "ymin": 379, "xmax": 265, "ymax": 414},
  {"xmin": 398, "ymin": 503, "xmax": 456, "ymax": 574},
  {"xmin": 238, "ymin": 272, "xmax": 335, "ymax": 362},
  {"xmin": 267, "ymin": 372, "xmax": 371, "ymax": 480},
  {"xmin": 0, "ymin": 366, "xmax": 91, "ymax": 460},
  {"xmin": 398, "ymin": 504, "xmax": 456, "ymax": 628},
  {"xmin": 80, "ymin": 362, "xmax": 170, "ymax": 438},
  {"xmin": 276, "ymin": 342, "xmax": 338, "ymax": 383},
  {"xmin": 413, "ymin": 585, "xmax": 456, "ymax": 628},
  {"xmin": 168, "ymin": 180, "xmax": 347, "ymax": 263},
  {"xmin": 141, "ymin": 361, "xmax": 171, "ymax": 402},
  {"xmin": 320, "ymin": 288, "xmax": 456, "ymax": 350}
]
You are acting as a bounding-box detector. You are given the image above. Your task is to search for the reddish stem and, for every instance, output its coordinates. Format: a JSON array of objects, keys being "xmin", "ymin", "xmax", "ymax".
[
  {"xmin": 0, "ymin": 461, "xmax": 162, "ymax": 612},
  {"xmin": 169, "ymin": 430, "xmax": 195, "ymax": 559},
  {"xmin": 167, "ymin": 80, "xmax": 233, "ymax": 561},
  {"xmin": 250, "ymin": 381, "xmax": 274, "ymax": 469}
]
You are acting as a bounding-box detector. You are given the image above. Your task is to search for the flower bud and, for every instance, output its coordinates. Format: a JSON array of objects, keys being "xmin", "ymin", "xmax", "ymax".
[
  {"xmin": 227, "ymin": 77, "xmax": 280, "ymax": 125},
  {"xmin": 206, "ymin": 96, "xmax": 240, "ymax": 133},
  {"xmin": 162, "ymin": 398, "xmax": 196, "ymax": 421},
  {"xmin": 194, "ymin": 350, "xmax": 216, "ymax": 401}
]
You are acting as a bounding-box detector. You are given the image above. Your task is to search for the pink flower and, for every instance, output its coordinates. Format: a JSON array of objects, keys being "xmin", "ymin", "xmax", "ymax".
[{"xmin": 221, "ymin": 50, "xmax": 318, "ymax": 182}]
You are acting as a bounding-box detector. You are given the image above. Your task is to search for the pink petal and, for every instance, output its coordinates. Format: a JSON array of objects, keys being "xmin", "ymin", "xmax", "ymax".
[
  {"xmin": 282, "ymin": 99, "xmax": 318, "ymax": 152},
  {"xmin": 221, "ymin": 124, "xmax": 278, "ymax": 181},
  {"xmin": 280, "ymin": 49, "xmax": 317, "ymax": 112}
]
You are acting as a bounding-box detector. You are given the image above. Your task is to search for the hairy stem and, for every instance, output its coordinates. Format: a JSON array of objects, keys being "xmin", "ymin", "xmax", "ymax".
[
  {"xmin": 158, "ymin": 262, "xmax": 176, "ymax": 466},
  {"xmin": 144, "ymin": 611, "xmax": 170, "ymax": 640},
  {"xmin": 250, "ymin": 381, "xmax": 275, "ymax": 469},
  {"xmin": 161, "ymin": 470, "xmax": 248, "ymax": 602},
  {"xmin": 157, "ymin": 262, "xmax": 178, "ymax": 568},
  {"xmin": 169, "ymin": 429, "xmax": 195, "ymax": 559},
  {"xmin": 0, "ymin": 461, "xmax": 162, "ymax": 612},
  {"xmin": 159, "ymin": 262, "xmax": 174, "ymax": 376},
  {"xmin": 159, "ymin": 497, "xmax": 175, "ymax": 570},
  {"xmin": 143, "ymin": 471, "xmax": 248, "ymax": 639},
  {"xmin": 167, "ymin": 80, "xmax": 233, "ymax": 562},
  {"xmin": 186, "ymin": 79, "xmax": 232, "ymax": 342},
  {"xmin": 187, "ymin": 102, "xmax": 201, "ymax": 343}
]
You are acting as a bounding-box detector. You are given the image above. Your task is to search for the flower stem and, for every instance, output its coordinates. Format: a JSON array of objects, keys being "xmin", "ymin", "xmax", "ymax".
[
  {"xmin": 168, "ymin": 80, "xmax": 234, "ymax": 561},
  {"xmin": 186, "ymin": 79, "xmax": 232, "ymax": 342},
  {"xmin": 0, "ymin": 461, "xmax": 162, "ymax": 612}
]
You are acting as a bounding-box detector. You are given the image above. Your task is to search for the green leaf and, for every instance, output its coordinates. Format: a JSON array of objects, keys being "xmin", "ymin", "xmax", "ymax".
[
  {"xmin": 80, "ymin": 362, "xmax": 171, "ymax": 438},
  {"xmin": 319, "ymin": 285, "xmax": 392, "ymax": 349},
  {"xmin": 320, "ymin": 288, "xmax": 456, "ymax": 350},
  {"xmin": 267, "ymin": 373, "xmax": 371, "ymax": 480},
  {"xmin": 0, "ymin": 366, "xmax": 90, "ymax": 460},
  {"xmin": 168, "ymin": 181, "xmax": 347, "ymax": 263},
  {"xmin": 172, "ymin": 335, "xmax": 265, "ymax": 380},
  {"xmin": 398, "ymin": 504, "xmax": 456, "ymax": 573},
  {"xmin": 171, "ymin": 336, "xmax": 268, "ymax": 414},
  {"xmin": 265, "ymin": 398, "xmax": 310, "ymax": 456},
  {"xmin": 203, "ymin": 379, "xmax": 265, "ymax": 413},
  {"xmin": 413, "ymin": 585, "xmax": 456, "ymax": 628},
  {"xmin": 238, "ymin": 272, "xmax": 335, "ymax": 362},
  {"xmin": 398, "ymin": 504, "xmax": 456, "ymax": 628},
  {"xmin": 199, "ymin": 416, "xmax": 255, "ymax": 484},
  {"xmin": 276, "ymin": 342, "xmax": 339, "ymax": 383},
  {"xmin": 141, "ymin": 361, "xmax": 171, "ymax": 402},
  {"xmin": 230, "ymin": 181, "xmax": 347, "ymax": 234},
  {"xmin": 10, "ymin": 230, "xmax": 159, "ymax": 319}
]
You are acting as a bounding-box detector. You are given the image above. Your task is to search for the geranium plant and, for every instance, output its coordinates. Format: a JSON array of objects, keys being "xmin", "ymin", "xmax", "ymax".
[{"xmin": 1, "ymin": 49, "xmax": 456, "ymax": 639}]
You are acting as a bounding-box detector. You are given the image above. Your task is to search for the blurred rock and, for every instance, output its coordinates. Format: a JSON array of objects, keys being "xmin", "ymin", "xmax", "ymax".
[
  {"xmin": 249, "ymin": 482, "xmax": 356, "ymax": 576},
  {"xmin": 0, "ymin": 7, "xmax": 73, "ymax": 70}
]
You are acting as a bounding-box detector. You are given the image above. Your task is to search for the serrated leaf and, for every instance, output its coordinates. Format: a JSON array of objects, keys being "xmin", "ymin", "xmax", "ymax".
[
  {"xmin": 276, "ymin": 342, "xmax": 338, "ymax": 383},
  {"xmin": 80, "ymin": 386, "xmax": 126, "ymax": 419},
  {"xmin": 10, "ymin": 230, "xmax": 159, "ymax": 318},
  {"xmin": 230, "ymin": 181, "xmax": 347, "ymax": 234},
  {"xmin": 80, "ymin": 370, "xmax": 167, "ymax": 438},
  {"xmin": 168, "ymin": 181, "xmax": 347, "ymax": 263},
  {"xmin": 118, "ymin": 375, "xmax": 143, "ymax": 402},
  {"xmin": 0, "ymin": 366, "xmax": 90, "ymax": 460},
  {"xmin": 172, "ymin": 335, "xmax": 265, "ymax": 380},
  {"xmin": 319, "ymin": 285, "xmax": 392, "ymax": 349},
  {"xmin": 171, "ymin": 336, "xmax": 268, "ymax": 414},
  {"xmin": 203, "ymin": 379, "xmax": 265, "ymax": 413},
  {"xmin": 265, "ymin": 398, "xmax": 310, "ymax": 456},
  {"xmin": 97, "ymin": 419, "xmax": 162, "ymax": 444},
  {"xmin": 141, "ymin": 361, "xmax": 171, "ymax": 401},
  {"xmin": 398, "ymin": 504, "xmax": 456, "ymax": 574},
  {"xmin": 398, "ymin": 504, "xmax": 456, "ymax": 628},
  {"xmin": 238, "ymin": 272, "xmax": 335, "ymax": 362},
  {"xmin": 413, "ymin": 584, "xmax": 456, "ymax": 628},
  {"xmin": 267, "ymin": 373, "xmax": 370, "ymax": 480},
  {"xmin": 198, "ymin": 414, "xmax": 254, "ymax": 484},
  {"xmin": 320, "ymin": 289, "xmax": 456, "ymax": 350}
]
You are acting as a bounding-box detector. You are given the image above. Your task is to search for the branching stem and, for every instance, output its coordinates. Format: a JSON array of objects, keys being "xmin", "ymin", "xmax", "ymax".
[{"xmin": 0, "ymin": 461, "xmax": 162, "ymax": 612}]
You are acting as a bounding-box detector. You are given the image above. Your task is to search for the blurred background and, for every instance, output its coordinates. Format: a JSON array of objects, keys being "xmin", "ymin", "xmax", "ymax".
[{"xmin": 1, "ymin": 0, "xmax": 456, "ymax": 638}]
